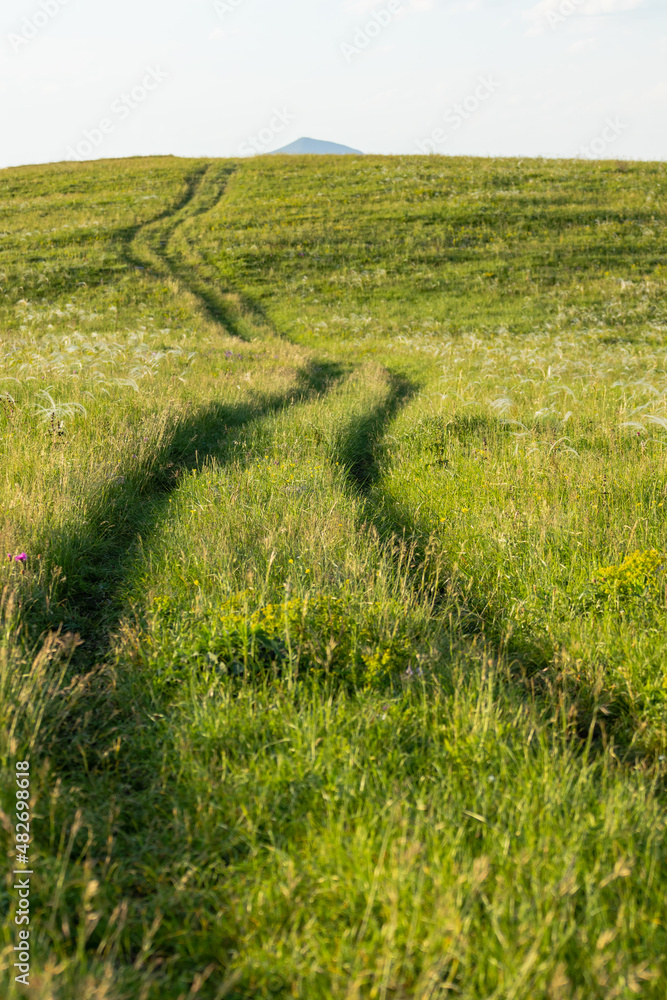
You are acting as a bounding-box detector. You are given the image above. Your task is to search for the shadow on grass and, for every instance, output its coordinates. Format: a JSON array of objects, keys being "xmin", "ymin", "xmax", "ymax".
[
  {"xmin": 164, "ymin": 221, "xmax": 278, "ymax": 342},
  {"xmin": 337, "ymin": 370, "xmax": 416, "ymax": 493},
  {"xmin": 10, "ymin": 163, "xmax": 215, "ymax": 304},
  {"xmin": 126, "ymin": 160, "xmax": 278, "ymax": 342},
  {"xmin": 331, "ymin": 369, "xmax": 630, "ymax": 752},
  {"xmin": 331, "ymin": 368, "xmax": 555, "ymax": 675},
  {"xmin": 40, "ymin": 359, "xmax": 345, "ymax": 649},
  {"xmin": 8, "ymin": 361, "xmax": 347, "ymax": 992},
  {"xmin": 26, "ymin": 359, "xmax": 345, "ymax": 771},
  {"xmin": 162, "ymin": 262, "xmax": 272, "ymax": 343}
]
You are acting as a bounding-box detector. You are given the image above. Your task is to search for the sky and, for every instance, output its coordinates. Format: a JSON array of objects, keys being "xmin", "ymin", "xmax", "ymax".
[{"xmin": 1, "ymin": 0, "xmax": 666, "ymax": 169}]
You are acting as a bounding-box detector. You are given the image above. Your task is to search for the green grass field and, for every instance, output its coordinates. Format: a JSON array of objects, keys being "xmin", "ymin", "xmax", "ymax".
[{"xmin": 1, "ymin": 153, "xmax": 666, "ymax": 999}]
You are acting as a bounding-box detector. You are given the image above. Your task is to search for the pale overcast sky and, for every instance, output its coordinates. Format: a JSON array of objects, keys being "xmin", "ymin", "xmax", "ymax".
[{"xmin": 1, "ymin": 0, "xmax": 665, "ymax": 169}]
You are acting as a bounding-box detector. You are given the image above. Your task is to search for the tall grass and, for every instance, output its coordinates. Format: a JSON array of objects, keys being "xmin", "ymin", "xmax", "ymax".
[{"xmin": 0, "ymin": 154, "xmax": 665, "ymax": 999}]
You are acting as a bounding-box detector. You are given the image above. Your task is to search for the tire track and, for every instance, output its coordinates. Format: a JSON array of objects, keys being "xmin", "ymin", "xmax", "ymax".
[
  {"xmin": 127, "ymin": 160, "xmax": 231, "ymax": 276},
  {"xmin": 128, "ymin": 161, "xmax": 275, "ymax": 342}
]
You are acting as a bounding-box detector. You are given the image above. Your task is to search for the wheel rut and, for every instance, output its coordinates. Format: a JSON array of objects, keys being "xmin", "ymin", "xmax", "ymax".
[{"xmin": 127, "ymin": 161, "xmax": 270, "ymax": 341}]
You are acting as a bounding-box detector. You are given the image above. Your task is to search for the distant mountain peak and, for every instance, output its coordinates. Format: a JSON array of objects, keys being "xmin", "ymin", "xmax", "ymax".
[{"xmin": 268, "ymin": 137, "xmax": 363, "ymax": 156}]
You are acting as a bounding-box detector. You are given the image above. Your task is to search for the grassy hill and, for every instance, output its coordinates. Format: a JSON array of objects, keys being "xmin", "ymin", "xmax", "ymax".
[{"xmin": 0, "ymin": 153, "xmax": 666, "ymax": 999}]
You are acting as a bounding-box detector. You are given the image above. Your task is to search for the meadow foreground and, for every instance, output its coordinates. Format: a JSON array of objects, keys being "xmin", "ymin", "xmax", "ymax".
[{"xmin": 0, "ymin": 154, "xmax": 666, "ymax": 998}]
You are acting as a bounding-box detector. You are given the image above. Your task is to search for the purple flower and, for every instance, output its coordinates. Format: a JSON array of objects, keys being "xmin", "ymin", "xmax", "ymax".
[{"xmin": 14, "ymin": 554, "xmax": 27, "ymax": 564}]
